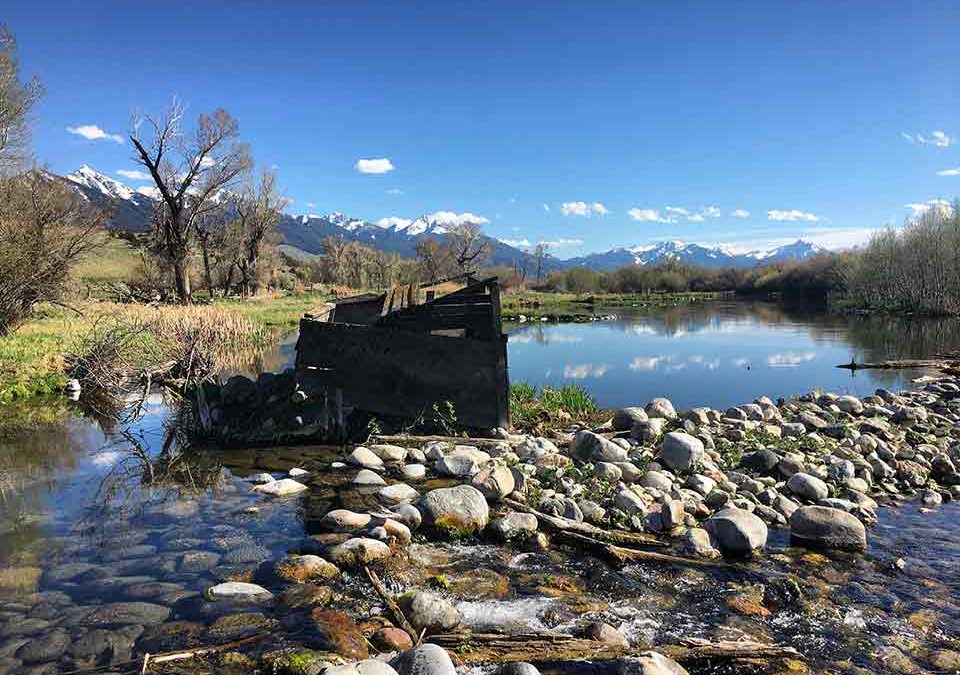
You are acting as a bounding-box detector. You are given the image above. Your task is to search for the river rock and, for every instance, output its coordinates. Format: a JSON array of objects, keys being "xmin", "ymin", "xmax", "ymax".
[
  {"xmin": 595, "ymin": 462, "xmax": 623, "ymax": 482},
  {"xmin": 420, "ymin": 485, "xmax": 490, "ymax": 535},
  {"xmin": 435, "ymin": 446, "xmax": 490, "ymax": 478},
  {"xmin": 660, "ymin": 499, "xmax": 685, "ymax": 530},
  {"xmin": 329, "ymin": 538, "xmax": 391, "ymax": 566},
  {"xmin": 613, "ymin": 407, "xmax": 648, "ymax": 431},
  {"xmin": 245, "ymin": 472, "xmax": 275, "ymax": 484},
  {"xmin": 275, "ymin": 554, "xmax": 339, "ymax": 582},
  {"xmin": 392, "ymin": 503, "xmax": 423, "ymax": 531},
  {"xmin": 682, "ymin": 527, "xmax": 721, "ymax": 559},
  {"xmin": 370, "ymin": 627, "xmax": 414, "ymax": 652},
  {"xmin": 69, "ymin": 625, "xmax": 142, "ymax": 666},
  {"xmin": 401, "ymin": 464, "xmax": 427, "ymax": 481},
  {"xmin": 497, "ymin": 664, "xmax": 542, "ymax": 675},
  {"xmin": 253, "ymin": 478, "xmax": 308, "ymax": 497},
  {"xmin": 205, "ymin": 582, "xmax": 273, "ymax": 602},
  {"xmin": 398, "ymin": 591, "xmax": 462, "ymax": 633},
  {"xmin": 379, "ymin": 483, "xmax": 420, "ymax": 505},
  {"xmin": 305, "ymin": 608, "xmax": 367, "ymax": 659},
  {"xmin": 645, "ymin": 398, "xmax": 677, "ymax": 420},
  {"xmin": 616, "ymin": 651, "xmax": 689, "ymax": 674},
  {"xmin": 354, "ymin": 469, "xmax": 387, "ymax": 486},
  {"xmin": 585, "ymin": 622, "xmax": 630, "ymax": 648},
  {"xmin": 571, "ymin": 430, "xmax": 628, "ymax": 463},
  {"xmin": 638, "ymin": 470, "xmax": 673, "ymax": 492},
  {"xmin": 835, "ymin": 395, "xmax": 864, "ymax": 414},
  {"xmin": 658, "ymin": 432, "xmax": 704, "ymax": 473},
  {"xmin": 471, "ymin": 463, "xmax": 516, "ymax": 500},
  {"xmin": 82, "ymin": 601, "xmax": 171, "ymax": 626},
  {"xmin": 390, "ymin": 643, "xmax": 457, "ymax": 675},
  {"xmin": 16, "ymin": 629, "xmax": 70, "ymax": 664},
  {"xmin": 705, "ymin": 508, "xmax": 768, "ymax": 555},
  {"xmin": 349, "ymin": 447, "xmax": 385, "ymax": 470},
  {"xmin": 787, "ymin": 473, "xmax": 830, "ymax": 501},
  {"xmin": 369, "ymin": 444, "xmax": 408, "ymax": 463},
  {"xmin": 789, "ymin": 505, "xmax": 867, "ymax": 551},
  {"xmin": 491, "ymin": 512, "xmax": 538, "ymax": 540},
  {"xmin": 321, "ymin": 509, "xmax": 373, "ymax": 531}
]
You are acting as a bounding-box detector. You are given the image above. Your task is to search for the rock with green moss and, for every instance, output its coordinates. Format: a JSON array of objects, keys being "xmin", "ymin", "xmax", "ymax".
[{"xmin": 419, "ymin": 485, "xmax": 489, "ymax": 536}]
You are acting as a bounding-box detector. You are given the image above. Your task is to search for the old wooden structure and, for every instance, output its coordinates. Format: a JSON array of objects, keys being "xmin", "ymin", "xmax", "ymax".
[{"xmin": 295, "ymin": 275, "xmax": 509, "ymax": 432}]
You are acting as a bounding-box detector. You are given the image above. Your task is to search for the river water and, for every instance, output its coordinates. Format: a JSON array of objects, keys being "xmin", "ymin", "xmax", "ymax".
[{"xmin": 1, "ymin": 299, "xmax": 959, "ymax": 674}]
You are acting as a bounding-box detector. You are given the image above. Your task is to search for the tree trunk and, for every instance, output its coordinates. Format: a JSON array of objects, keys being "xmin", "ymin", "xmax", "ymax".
[
  {"xmin": 199, "ymin": 236, "xmax": 214, "ymax": 297},
  {"xmin": 173, "ymin": 253, "xmax": 192, "ymax": 304}
]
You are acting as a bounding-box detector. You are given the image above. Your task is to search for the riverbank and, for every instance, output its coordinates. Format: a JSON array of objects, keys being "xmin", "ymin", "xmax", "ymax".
[
  {"xmin": 2, "ymin": 373, "xmax": 958, "ymax": 675},
  {"xmin": 501, "ymin": 291, "xmax": 726, "ymax": 321},
  {"xmin": 0, "ymin": 293, "xmax": 329, "ymax": 403}
]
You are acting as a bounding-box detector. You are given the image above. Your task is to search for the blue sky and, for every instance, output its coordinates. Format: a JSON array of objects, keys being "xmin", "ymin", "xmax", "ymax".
[{"xmin": 7, "ymin": 0, "xmax": 960, "ymax": 258}]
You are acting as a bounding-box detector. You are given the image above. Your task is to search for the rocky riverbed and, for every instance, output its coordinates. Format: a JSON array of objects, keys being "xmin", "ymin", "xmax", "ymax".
[{"xmin": 1, "ymin": 379, "xmax": 960, "ymax": 675}]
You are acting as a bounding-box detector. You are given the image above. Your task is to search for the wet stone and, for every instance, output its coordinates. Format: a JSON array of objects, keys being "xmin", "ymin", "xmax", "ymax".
[
  {"xmin": 69, "ymin": 625, "xmax": 143, "ymax": 667},
  {"xmin": 179, "ymin": 550, "xmax": 222, "ymax": 572},
  {"xmin": 136, "ymin": 621, "xmax": 204, "ymax": 653},
  {"xmin": 308, "ymin": 609, "xmax": 368, "ymax": 659},
  {"xmin": 81, "ymin": 602, "xmax": 171, "ymax": 627},
  {"xmin": 16, "ymin": 629, "xmax": 70, "ymax": 664},
  {"xmin": 206, "ymin": 613, "xmax": 278, "ymax": 641},
  {"xmin": 221, "ymin": 544, "xmax": 271, "ymax": 564}
]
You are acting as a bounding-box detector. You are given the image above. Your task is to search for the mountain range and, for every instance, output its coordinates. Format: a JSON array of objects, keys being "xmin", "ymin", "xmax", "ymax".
[{"xmin": 57, "ymin": 165, "xmax": 828, "ymax": 271}]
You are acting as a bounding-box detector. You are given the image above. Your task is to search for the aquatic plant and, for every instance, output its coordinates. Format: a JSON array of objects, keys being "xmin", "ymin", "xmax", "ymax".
[{"xmin": 510, "ymin": 382, "xmax": 599, "ymax": 429}]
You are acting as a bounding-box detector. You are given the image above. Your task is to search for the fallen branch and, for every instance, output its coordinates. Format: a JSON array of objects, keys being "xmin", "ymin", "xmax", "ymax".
[
  {"xmin": 555, "ymin": 530, "xmax": 727, "ymax": 569},
  {"xmin": 370, "ymin": 433, "xmax": 521, "ymax": 448},
  {"xmin": 365, "ymin": 566, "xmax": 419, "ymax": 645},
  {"xmin": 502, "ymin": 497, "xmax": 668, "ymax": 549},
  {"xmin": 426, "ymin": 632, "xmax": 802, "ymax": 665},
  {"xmin": 837, "ymin": 359, "xmax": 960, "ymax": 372}
]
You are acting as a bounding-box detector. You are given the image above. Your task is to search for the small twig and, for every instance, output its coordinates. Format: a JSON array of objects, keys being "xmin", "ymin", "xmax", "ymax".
[{"xmin": 364, "ymin": 566, "xmax": 419, "ymax": 644}]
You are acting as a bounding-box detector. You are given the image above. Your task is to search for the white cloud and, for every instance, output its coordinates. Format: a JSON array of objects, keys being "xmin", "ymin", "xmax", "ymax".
[
  {"xmin": 629, "ymin": 355, "xmax": 672, "ymax": 371},
  {"xmin": 135, "ymin": 186, "xmax": 160, "ymax": 199},
  {"xmin": 499, "ymin": 238, "xmax": 531, "ymax": 248},
  {"xmin": 937, "ymin": 167, "xmax": 960, "ymax": 176},
  {"xmin": 538, "ymin": 238, "xmax": 583, "ymax": 247},
  {"xmin": 542, "ymin": 203, "xmax": 550, "ymax": 212},
  {"xmin": 665, "ymin": 206, "xmax": 689, "ymax": 216},
  {"xmin": 731, "ymin": 209, "xmax": 751, "ymax": 218},
  {"xmin": 67, "ymin": 124, "xmax": 123, "ymax": 143},
  {"xmin": 687, "ymin": 214, "xmax": 706, "ymax": 222},
  {"xmin": 355, "ymin": 157, "xmax": 395, "ymax": 174},
  {"xmin": 427, "ymin": 211, "xmax": 489, "ymax": 225},
  {"xmin": 768, "ymin": 351, "xmax": 816, "ymax": 367},
  {"xmin": 904, "ymin": 130, "xmax": 953, "ymax": 147},
  {"xmin": 563, "ymin": 363, "xmax": 608, "ymax": 379},
  {"xmin": 702, "ymin": 206, "xmax": 721, "ymax": 218},
  {"xmin": 561, "ymin": 201, "xmax": 608, "ymax": 217},
  {"xmin": 117, "ymin": 169, "xmax": 151, "ymax": 181},
  {"xmin": 767, "ymin": 209, "xmax": 820, "ymax": 222},
  {"xmin": 306, "ymin": 202, "xmax": 316, "ymax": 208},
  {"xmin": 386, "ymin": 187, "xmax": 404, "ymax": 195},
  {"xmin": 376, "ymin": 216, "xmax": 412, "ymax": 229},
  {"xmin": 628, "ymin": 208, "xmax": 674, "ymax": 223},
  {"xmin": 905, "ymin": 199, "xmax": 952, "ymax": 215}
]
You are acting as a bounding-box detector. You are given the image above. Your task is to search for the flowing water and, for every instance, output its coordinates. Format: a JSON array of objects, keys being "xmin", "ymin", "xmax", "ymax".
[{"xmin": 1, "ymin": 299, "xmax": 959, "ymax": 674}]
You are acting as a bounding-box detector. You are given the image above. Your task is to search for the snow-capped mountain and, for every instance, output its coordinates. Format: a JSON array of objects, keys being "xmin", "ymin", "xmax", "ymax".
[
  {"xmin": 50, "ymin": 165, "xmax": 832, "ymax": 272},
  {"xmin": 565, "ymin": 239, "xmax": 829, "ymax": 270}
]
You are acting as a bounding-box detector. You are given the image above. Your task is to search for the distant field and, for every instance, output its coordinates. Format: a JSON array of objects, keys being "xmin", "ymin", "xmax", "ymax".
[{"xmin": 73, "ymin": 236, "xmax": 142, "ymax": 286}]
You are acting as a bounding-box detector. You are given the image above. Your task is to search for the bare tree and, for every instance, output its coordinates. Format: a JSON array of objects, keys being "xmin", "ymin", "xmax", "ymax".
[
  {"xmin": 416, "ymin": 238, "xmax": 456, "ymax": 283},
  {"xmin": 0, "ymin": 172, "xmax": 107, "ymax": 334},
  {"xmin": 130, "ymin": 99, "xmax": 251, "ymax": 303},
  {"xmin": 233, "ymin": 169, "xmax": 288, "ymax": 296},
  {"xmin": 445, "ymin": 222, "xmax": 490, "ymax": 275},
  {"xmin": 0, "ymin": 26, "xmax": 43, "ymax": 175},
  {"xmin": 532, "ymin": 242, "xmax": 549, "ymax": 281}
]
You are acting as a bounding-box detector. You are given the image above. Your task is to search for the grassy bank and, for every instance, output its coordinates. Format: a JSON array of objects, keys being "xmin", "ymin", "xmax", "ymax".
[
  {"xmin": 501, "ymin": 290, "xmax": 727, "ymax": 320},
  {"xmin": 0, "ymin": 292, "xmax": 329, "ymax": 403}
]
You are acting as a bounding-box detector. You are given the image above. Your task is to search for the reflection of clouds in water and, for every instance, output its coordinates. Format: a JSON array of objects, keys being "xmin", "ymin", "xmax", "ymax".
[
  {"xmin": 91, "ymin": 450, "xmax": 124, "ymax": 467},
  {"xmin": 629, "ymin": 355, "xmax": 673, "ymax": 371},
  {"xmin": 732, "ymin": 357, "xmax": 751, "ymax": 367},
  {"xmin": 510, "ymin": 334, "xmax": 583, "ymax": 344},
  {"xmin": 563, "ymin": 363, "xmax": 609, "ymax": 379},
  {"xmin": 665, "ymin": 363, "xmax": 687, "ymax": 372},
  {"xmin": 705, "ymin": 360, "xmax": 720, "ymax": 370},
  {"xmin": 768, "ymin": 351, "xmax": 816, "ymax": 367}
]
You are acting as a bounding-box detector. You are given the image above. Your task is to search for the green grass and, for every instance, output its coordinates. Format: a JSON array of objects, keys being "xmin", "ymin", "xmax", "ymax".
[
  {"xmin": 73, "ymin": 237, "xmax": 143, "ymax": 286},
  {"xmin": 0, "ymin": 292, "xmax": 331, "ymax": 403},
  {"xmin": 501, "ymin": 290, "xmax": 725, "ymax": 319},
  {"xmin": 510, "ymin": 382, "xmax": 599, "ymax": 429}
]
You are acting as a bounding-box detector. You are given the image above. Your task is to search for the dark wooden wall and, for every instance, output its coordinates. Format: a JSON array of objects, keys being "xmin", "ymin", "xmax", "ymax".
[{"xmin": 296, "ymin": 320, "xmax": 509, "ymax": 429}]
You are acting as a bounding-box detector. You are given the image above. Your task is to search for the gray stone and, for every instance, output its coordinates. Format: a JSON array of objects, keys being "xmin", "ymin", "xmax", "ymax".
[
  {"xmin": 705, "ymin": 508, "xmax": 768, "ymax": 555},
  {"xmin": 613, "ymin": 407, "xmax": 648, "ymax": 431},
  {"xmin": 205, "ymin": 582, "xmax": 273, "ymax": 602},
  {"xmin": 398, "ymin": 591, "xmax": 462, "ymax": 633},
  {"xmin": 787, "ymin": 473, "xmax": 829, "ymax": 501},
  {"xmin": 321, "ymin": 509, "xmax": 373, "ymax": 531},
  {"xmin": 595, "ymin": 462, "xmax": 623, "ymax": 482},
  {"xmin": 420, "ymin": 485, "xmax": 490, "ymax": 535},
  {"xmin": 252, "ymin": 478, "xmax": 308, "ymax": 496},
  {"xmin": 81, "ymin": 602, "xmax": 171, "ymax": 626},
  {"xmin": 16, "ymin": 630, "xmax": 70, "ymax": 664},
  {"xmin": 354, "ymin": 469, "xmax": 387, "ymax": 486},
  {"xmin": 645, "ymin": 398, "xmax": 677, "ymax": 420},
  {"xmin": 368, "ymin": 444, "xmax": 408, "ymax": 463},
  {"xmin": 435, "ymin": 447, "xmax": 490, "ymax": 478},
  {"xmin": 789, "ymin": 505, "xmax": 867, "ymax": 551},
  {"xmin": 658, "ymin": 432, "xmax": 704, "ymax": 473},
  {"xmin": 390, "ymin": 644, "xmax": 457, "ymax": 675},
  {"xmin": 491, "ymin": 512, "xmax": 538, "ymax": 540},
  {"xmin": 329, "ymin": 538, "xmax": 392, "ymax": 566},
  {"xmin": 401, "ymin": 464, "xmax": 427, "ymax": 481},
  {"xmin": 471, "ymin": 463, "xmax": 516, "ymax": 501},
  {"xmin": 348, "ymin": 447, "xmax": 385, "ymax": 470},
  {"xmin": 616, "ymin": 651, "xmax": 689, "ymax": 674},
  {"xmin": 637, "ymin": 470, "xmax": 674, "ymax": 492},
  {"xmin": 496, "ymin": 664, "xmax": 542, "ymax": 675},
  {"xmin": 379, "ymin": 483, "xmax": 420, "ymax": 505},
  {"xmin": 571, "ymin": 430, "xmax": 628, "ymax": 463}
]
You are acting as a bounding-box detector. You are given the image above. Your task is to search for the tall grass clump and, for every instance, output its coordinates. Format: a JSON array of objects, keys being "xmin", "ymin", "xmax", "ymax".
[
  {"xmin": 510, "ymin": 382, "xmax": 599, "ymax": 429},
  {"xmin": 67, "ymin": 305, "xmax": 269, "ymax": 410}
]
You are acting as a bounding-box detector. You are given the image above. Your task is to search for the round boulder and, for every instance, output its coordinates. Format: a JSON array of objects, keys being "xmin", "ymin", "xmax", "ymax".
[
  {"xmin": 789, "ymin": 505, "xmax": 867, "ymax": 551},
  {"xmin": 787, "ymin": 473, "xmax": 830, "ymax": 501},
  {"xmin": 658, "ymin": 432, "xmax": 704, "ymax": 473},
  {"xmin": 705, "ymin": 508, "xmax": 768, "ymax": 555},
  {"xmin": 419, "ymin": 485, "xmax": 490, "ymax": 536}
]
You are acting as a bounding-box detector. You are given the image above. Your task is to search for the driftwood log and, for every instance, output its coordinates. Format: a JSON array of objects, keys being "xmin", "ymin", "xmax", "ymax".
[
  {"xmin": 554, "ymin": 530, "xmax": 727, "ymax": 568},
  {"xmin": 837, "ymin": 359, "xmax": 960, "ymax": 374},
  {"xmin": 370, "ymin": 433, "xmax": 523, "ymax": 448},
  {"xmin": 501, "ymin": 498, "xmax": 669, "ymax": 549},
  {"xmin": 364, "ymin": 566, "xmax": 419, "ymax": 645},
  {"xmin": 426, "ymin": 632, "xmax": 803, "ymax": 665}
]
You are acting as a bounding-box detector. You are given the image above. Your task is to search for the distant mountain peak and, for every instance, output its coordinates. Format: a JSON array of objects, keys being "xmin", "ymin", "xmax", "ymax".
[{"xmin": 67, "ymin": 165, "xmax": 138, "ymax": 202}]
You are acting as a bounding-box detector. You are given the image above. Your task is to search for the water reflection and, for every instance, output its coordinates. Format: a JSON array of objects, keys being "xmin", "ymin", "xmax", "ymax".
[{"xmin": 506, "ymin": 299, "xmax": 960, "ymax": 409}]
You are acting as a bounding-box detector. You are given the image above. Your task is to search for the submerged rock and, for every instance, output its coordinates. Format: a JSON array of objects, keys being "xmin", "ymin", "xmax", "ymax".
[
  {"xmin": 308, "ymin": 609, "xmax": 368, "ymax": 659},
  {"xmin": 205, "ymin": 582, "xmax": 273, "ymax": 602}
]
